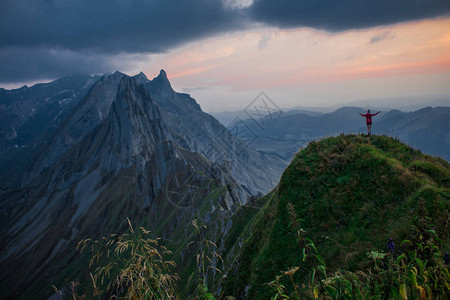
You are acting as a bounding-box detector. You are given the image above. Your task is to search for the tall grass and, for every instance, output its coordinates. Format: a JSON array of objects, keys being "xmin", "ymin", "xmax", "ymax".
[
  {"xmin": 76, "ymin": 218, "xmax": 179, "ymax": 299},
  {"xmin": 268, "ymin": 201, "xmax": 450, "ymax": 299},
  {"xmin": 188, "ymin": 219, "xmax": 223, "ymax": 300}
]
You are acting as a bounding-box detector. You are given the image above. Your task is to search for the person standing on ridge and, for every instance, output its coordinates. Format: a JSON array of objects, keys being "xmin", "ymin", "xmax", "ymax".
[{"xmin": 359, "ymin": 109, "xmax": 380, "ymax": 136}]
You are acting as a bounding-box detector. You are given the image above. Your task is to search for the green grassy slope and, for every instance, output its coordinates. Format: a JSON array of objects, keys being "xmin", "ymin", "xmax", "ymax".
[{"xmin": 222, "ymin": 134, "xmax": 449, "ymax": 299}]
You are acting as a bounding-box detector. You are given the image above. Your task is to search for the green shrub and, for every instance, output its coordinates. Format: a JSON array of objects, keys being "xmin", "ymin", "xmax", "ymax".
[{"xmin": 269, "ymin": 202, "xmax": 450, "ymax": 300}]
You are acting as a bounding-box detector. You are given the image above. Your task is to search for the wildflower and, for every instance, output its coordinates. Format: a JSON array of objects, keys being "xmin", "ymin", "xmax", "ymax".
[
  {"xmin": 444, "ymin": 253, "xmax": 449, "ymax": 264},
  {"xmin": 387, "ymin": 237, "xmax": 395, "ymax": 253}
]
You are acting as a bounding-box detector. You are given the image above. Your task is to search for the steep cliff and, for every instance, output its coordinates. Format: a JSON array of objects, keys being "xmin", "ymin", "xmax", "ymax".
[{"xmin": 0, "ymin": 72, "xmax": 249, "ymax": 299}]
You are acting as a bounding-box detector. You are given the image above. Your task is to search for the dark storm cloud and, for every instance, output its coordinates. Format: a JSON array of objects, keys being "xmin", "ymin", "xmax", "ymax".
[
  {"xmin": 0, "ymin": 47, "xmax": 148, "ymax": 82},
  {"xmin": 0, "ymin": 0, "xmax": 248, "ymax": 83},
  {"xmin": 249, "ymin": 0, "xmax": 450, "ymax": 31},
  {"xmin": 1, "ymin": 0, "xmax": 450, "ymax": 84},
  {"xmin": 0, "ymin": 0, "xmax": 245, "ymax": 53}
]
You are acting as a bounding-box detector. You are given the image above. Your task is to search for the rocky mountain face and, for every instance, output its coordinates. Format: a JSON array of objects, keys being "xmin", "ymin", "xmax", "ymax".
[
  {"xmin": 140, "ymin": 70, "xmax": 287, "ymax": 195},
  {"xmin": 0, "ymin": 75, "xmax": 100, "ymax": 184},
  {"xmin": 232, "ymin": 106, "xmax": 450, "ymax": 161},
  {"xmin": 0, "ymin": 71, "xmax": 286, "ymax": 299}
]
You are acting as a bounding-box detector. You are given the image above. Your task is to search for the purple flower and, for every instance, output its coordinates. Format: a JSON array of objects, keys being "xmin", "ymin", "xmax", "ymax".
[
  {"xmin": 387, "ymin": 237, "xmax": 395, "ymax": 253},
  {"xmin": 445, "ymin": 253, "xmax": 449, "ymax": 264}
]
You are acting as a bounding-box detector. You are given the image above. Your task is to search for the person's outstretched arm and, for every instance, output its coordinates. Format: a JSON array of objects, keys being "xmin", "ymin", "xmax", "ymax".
[
  {"xmin": 374, "ymin": 111, "xmax": 380, "ymax": 116},
  {"xmin": 359, "ymin": 113, "xmax": 364, "ymax": 116}
]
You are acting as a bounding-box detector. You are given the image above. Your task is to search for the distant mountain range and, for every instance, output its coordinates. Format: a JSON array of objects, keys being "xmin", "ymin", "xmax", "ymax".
[
  {"xmin": 226, "ymin": 106, "xmax": 450, "ymax": 161},
  {"xmin": 210, "ymin": 96, "xmax": 449, "ymax": 126}
]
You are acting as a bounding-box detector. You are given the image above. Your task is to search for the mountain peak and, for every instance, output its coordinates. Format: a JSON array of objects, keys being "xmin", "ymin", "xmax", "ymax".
[
  {"xmin": 133, "ymin": 71, "xmax": 150, "ymax": 85},
  {"xmin": 135, "ymin": 71, "xmax": 147, "ymax": 78},
  {"xmin": 158, "ymin": 69, "xmax": 168, "ymax": 79},
  {"xmin": 150, "ymin": 69, "xmax": 172, "ymax": 91},
  {"xmin": 155, "ymin": 69, "xmax": 169, "ymax": 83},
  {"xmin": 112, "ymin": 70, "xmax": 125, "ymax": 76}
]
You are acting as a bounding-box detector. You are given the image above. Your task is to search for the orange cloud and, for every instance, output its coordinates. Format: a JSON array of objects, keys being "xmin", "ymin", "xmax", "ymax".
[{"xmin": 145, "ymin": 17, "xmax": 450, "ymax": 103}]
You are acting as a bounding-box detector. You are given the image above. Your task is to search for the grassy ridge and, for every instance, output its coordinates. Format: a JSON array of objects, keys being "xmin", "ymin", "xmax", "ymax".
[{"xmin": 222, "ymin": 134, "xmax": 449, "ymax": 299}]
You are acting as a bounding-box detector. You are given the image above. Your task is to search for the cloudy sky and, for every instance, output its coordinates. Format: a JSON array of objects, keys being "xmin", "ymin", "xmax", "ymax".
[{"xmin": 1, "ymin": 0, "xmax": 450, "ymax": 111}]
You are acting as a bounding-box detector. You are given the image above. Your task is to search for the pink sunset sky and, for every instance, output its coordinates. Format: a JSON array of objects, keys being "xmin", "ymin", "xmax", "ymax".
[
  {"xmin": 141, "ymin": 17, "xmax": 450, "ymax": 112},
  {"xmin": 1, "ymin": 1, "xmax": 449, "ymax": 112}
]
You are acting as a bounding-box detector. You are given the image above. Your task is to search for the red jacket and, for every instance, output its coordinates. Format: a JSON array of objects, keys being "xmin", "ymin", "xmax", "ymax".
[{"xmin": 359, "ymin": 112, "xmax": 379, "ymax": 124}]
